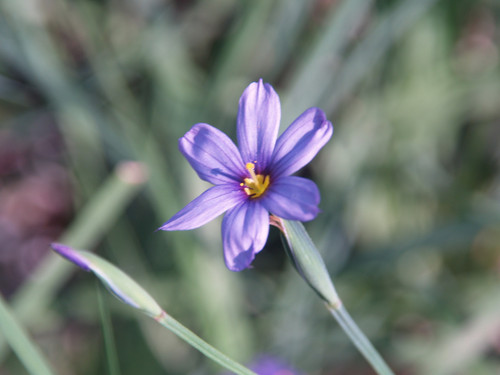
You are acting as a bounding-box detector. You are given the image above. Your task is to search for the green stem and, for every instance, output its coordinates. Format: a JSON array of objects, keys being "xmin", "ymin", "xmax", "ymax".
[
  {"xmin": 155, "ymin": 312, "xmax": 256, "ymax": 375},
  {"xmin": 97, "ymin": 283, "xmax": 121, "ymax": 375},
  {"xmin": 327, "ymin": 303, "xmax": 394, "ymax": 375},
  {"xmin": 0, "ymin": 162, "xmax": 146, "ymax": 360},
  {"xmin": 279, "ymin": 219, "xmax": 394, "ymax": 375}
]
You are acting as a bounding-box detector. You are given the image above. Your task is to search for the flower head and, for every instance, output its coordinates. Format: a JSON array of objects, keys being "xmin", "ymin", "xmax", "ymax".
[
  {"xmin": 221, "ymin": 355, "xmax": 302, "ymax": 375},
  {"xmin": 160, "ymin": 79, "xmax": 333, "ymax": 271},
  {"xmin": 249, "ymin": 355, "xmax": 303, "ymax": 375}
]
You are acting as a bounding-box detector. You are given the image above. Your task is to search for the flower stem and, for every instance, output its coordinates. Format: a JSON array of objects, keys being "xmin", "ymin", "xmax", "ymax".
[
  {"xmin": 155, "ymin": 312, "xmax": 257, "ymax": 375},
  {"xmin": 278, "ymin": 219, "xmax": 394, "ymax": 375},
  {"xmin": 327, "ymin": 303, "xmax": 394, "ymax": 375}
]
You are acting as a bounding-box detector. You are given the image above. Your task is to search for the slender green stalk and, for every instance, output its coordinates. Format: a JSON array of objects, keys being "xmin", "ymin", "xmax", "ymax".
[
  {"xmin": 0, "ymin": 162, "xmax": 147, "ymax": 360},
  {"xmin": 0, "ymin": 294, "xmax": 55, "ymax": 375},
  {"xmin": 155, "ymin": 312, "xmax": 256, "ymax": 375},
  {"xmin": 11, "ymin": 162, "xmax": 146, "ymax": 321},
  {"xmin": 279, "ymin": 219, "xmax": 394, "ymax": 375},
  {"xmin": 327, "ymin": 303, "xmax": 394, "ymax": 375},
  {"xmin": 51, "ymin": 245, "xmax": 256, "ymax": 375},
  {"xmin": 97, "ymin": 283, "xmax": 121, "ymax": 375}
]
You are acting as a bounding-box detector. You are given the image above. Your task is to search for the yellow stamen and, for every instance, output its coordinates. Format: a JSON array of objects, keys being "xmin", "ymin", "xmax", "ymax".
[{"xmin": 241, "ymin": 162, "xmax": 270, "ymax": 198}]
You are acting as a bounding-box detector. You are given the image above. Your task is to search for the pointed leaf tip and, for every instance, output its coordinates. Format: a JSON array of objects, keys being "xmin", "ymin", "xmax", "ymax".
[
  {"xmin": 51, "ymin": 243, "xmax": 163, "ymax": 318},
  {"xmin": 51, "ymin": 243, "xmax": 92, "ymax": 271}
]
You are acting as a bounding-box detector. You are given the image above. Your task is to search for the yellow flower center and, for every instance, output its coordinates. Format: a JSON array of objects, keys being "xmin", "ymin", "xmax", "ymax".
[{"xmin": 240, "ymin": 162, "xmax": 270, "ymax": 198}]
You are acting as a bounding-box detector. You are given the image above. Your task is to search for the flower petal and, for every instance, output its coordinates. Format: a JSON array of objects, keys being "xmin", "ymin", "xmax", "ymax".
[
  {"xmin": 270, "ymin": 107, "xmax": 333, "ymax": 177},
  {"xmin": 237, "ymin": 79, "xmax": 281, "ymax": 171},
  {"xmin": 260, "ymin": 176, "xmax": 320, "ymax": 221},
  {"xmin": 222, "ymin": 201, "xmax": 270, "ymax": 271},
  {"xmin": 179, "ymin": 123, "xmax": 245, "ymax": 184},
  {"xmin": 159, "ymin": 185, "xmax": 244, "ymax": 231}
]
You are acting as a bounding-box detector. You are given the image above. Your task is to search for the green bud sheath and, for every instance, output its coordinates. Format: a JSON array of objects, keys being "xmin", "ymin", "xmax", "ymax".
[{"xmin": 279, "ymin": 219, "xmax": 340, "ymax": 308}]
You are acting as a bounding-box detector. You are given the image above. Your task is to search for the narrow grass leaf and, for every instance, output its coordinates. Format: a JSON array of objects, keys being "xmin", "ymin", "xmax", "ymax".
[{"xmin": 0, "ymin": 294, "xmax": 55, "ymax": 375}]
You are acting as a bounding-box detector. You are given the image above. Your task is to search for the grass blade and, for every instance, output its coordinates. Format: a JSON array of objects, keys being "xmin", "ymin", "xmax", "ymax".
[{"xmin": 0, "ymin": 294, "xmax": 56, "ymax": 375}]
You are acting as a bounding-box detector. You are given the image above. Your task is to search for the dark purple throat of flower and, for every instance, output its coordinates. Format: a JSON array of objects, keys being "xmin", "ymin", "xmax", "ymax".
[{"xmin": 240, "ymin": 162, "xmax": 270, "ymax": 198}]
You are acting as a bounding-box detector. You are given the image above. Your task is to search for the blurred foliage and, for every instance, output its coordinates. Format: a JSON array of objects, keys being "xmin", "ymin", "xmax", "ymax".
[{"xmin": 0, "ymin": 0, "xmax": 499, "ymax": 374}]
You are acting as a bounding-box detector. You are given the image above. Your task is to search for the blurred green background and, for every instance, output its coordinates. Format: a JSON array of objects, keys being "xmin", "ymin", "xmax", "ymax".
[{"xmin": 0, "ymin": 0, "xmax": 499, "ymax": 374}]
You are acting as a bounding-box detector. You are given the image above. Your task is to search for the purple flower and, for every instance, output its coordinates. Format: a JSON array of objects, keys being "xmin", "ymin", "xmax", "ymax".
[
  {"xmin": 221, "ymin": 355, "xmax": 302, "ymax": 375},
  {"xmin": 251, "ymin": 356, "xmax": 303, "ymax": 375},
  {"xmin": 160, "ymin": 79, "xmax": 333, "ymax": 271}
]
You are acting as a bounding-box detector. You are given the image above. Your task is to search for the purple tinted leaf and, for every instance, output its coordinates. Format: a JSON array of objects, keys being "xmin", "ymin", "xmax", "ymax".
[
  {"xmin": 52, "ymin": 244, "xmax": 164, "ymax": 317},
  {"xmin": 51, "ymin": 243, "xmax": 91, "ymax": 271}
]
